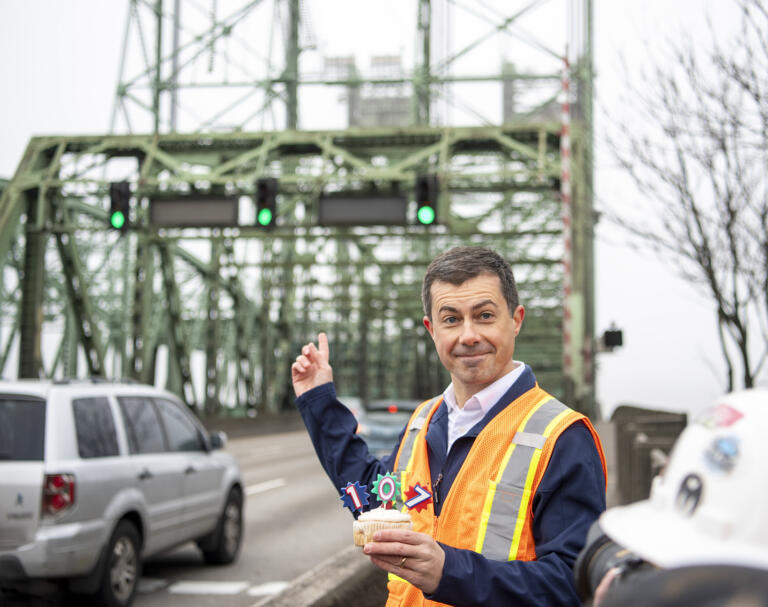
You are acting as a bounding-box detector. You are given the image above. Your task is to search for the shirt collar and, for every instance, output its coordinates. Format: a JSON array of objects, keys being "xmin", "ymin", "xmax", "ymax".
[{"xmin": 442, "ymin": 361, "xmax": 526, "ymax": 415}]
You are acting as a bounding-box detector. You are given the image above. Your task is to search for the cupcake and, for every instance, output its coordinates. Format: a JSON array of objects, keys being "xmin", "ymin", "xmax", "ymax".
[{"xmin": 353, "ymin": 507, "xmax": 413, "ymax": 546}]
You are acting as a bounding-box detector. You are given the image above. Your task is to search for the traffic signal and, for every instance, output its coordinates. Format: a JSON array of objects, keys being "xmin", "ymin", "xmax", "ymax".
[
  {"xmin": 415, "ymin": 174, "xmax": 438, "ymax": 225},
  {"xmin": 256, "ymin": 177, "xmax": 278, "ymax": 228},
  {"xmin": 109, "ymin": 182, "xmax": 131, "ymax": 230}
]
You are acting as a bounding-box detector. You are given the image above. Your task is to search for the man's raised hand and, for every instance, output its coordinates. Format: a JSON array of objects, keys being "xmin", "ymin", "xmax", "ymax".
[{"xmin": 291, "ymin": 332, "xmax": 334, "ymax": 398}]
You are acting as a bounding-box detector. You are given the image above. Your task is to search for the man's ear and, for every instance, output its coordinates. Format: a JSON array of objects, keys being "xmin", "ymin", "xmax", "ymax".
[
  {"xmin": 513, "ymin": 305, "xmax": 525, "ymax": 336},
  {"xmin": 423, "ymin": 316, "xmax": 434, "ymax": 338}
]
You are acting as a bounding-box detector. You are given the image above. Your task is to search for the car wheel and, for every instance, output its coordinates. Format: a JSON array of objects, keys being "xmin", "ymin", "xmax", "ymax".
[
  {"xmin": 200, "ymin": 487, "xmax": 243, "ymax": 565},
  {"xmin": 94, "ymin": 520, "xmax": 141, "ymax": 607}
]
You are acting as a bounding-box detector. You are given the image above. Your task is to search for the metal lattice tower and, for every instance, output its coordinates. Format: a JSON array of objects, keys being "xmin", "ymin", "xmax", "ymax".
[{"xmin": 0, "ymin": 0, "xmax": 597, "ymax": 418}]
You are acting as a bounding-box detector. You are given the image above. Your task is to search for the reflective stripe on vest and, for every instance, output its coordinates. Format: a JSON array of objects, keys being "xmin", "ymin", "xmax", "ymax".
[
  {"xmin": 475, "ymin": 394, "xmax": 572, "ymax": 561},
  {"xmin": 395, "ymin": 396, "xmax": 440, "ymax": 482},
  {"xmin": 388, "ymin": 397, "xmax": 441, "ymax": 586}
]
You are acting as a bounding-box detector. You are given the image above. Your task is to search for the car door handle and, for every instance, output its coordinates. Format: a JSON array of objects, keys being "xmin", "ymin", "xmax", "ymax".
[
  {"xmin": 138, "ymin": 468, "xmax": 153, "ymax": 481},
  {"xmin": 184, "ymin": 465, "xmax": 196, "ymax": 475}
]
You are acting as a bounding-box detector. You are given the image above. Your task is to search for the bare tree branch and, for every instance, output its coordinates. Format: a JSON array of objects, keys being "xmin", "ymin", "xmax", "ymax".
[{"xmin": 601, "ymin": 0, "xmax": 768, "ymax": 390}]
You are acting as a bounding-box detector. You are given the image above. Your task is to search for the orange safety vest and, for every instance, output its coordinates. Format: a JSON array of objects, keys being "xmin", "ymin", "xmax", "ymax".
[{"xmin": 385, "ymin": 384, "xmax": 607, "ymax": 607}]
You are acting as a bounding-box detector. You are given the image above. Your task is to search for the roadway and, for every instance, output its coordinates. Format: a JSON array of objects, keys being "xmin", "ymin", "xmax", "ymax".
[
  {"xmin": 2, "ymin": 430, "xmax": 355, "ymax": 607},
  {"xmin": 3, "ymin": 421, "xmax": 619, "ymax": 606}
]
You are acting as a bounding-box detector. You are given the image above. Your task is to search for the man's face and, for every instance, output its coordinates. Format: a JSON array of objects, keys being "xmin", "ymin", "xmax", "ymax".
[{"xmin": 423, "ymin": 273, "xmax": 524, "ymax": 400}]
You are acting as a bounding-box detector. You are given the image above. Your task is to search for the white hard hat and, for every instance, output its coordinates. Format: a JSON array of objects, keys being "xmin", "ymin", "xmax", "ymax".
[{"xmin": 600, "ymin": 388, "xmax": 768, "ymax": 569}]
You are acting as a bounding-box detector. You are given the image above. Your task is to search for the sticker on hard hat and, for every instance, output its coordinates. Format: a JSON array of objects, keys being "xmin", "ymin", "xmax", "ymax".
[
  {"xmin": 696, "ymin": 404, "xmax": 744, "ymax": 429},
  {"xmin": 675, "ymin": 473, "xmax": 703, "ymax": 516},
  {"xmin": 705, "ymin": 436, "xmax": 740, "ymax": 473}
]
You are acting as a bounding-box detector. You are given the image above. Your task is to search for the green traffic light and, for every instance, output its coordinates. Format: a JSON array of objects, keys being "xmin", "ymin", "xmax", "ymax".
[
  {"xmin": 417, "ymin": 205, "xmax": 436, "ymax": 225},
  {"xmin": 257, "ymin": 208, "xmax": 273, "ymax": 226},
  {"xmin": 110, "ymin": 210, "xmax": 126, "ymax": 230}
]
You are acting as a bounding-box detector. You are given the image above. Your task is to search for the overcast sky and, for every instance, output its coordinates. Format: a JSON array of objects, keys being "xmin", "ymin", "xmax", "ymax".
[{"xmin": 0, "ymin": 1, "xmax": 752, "ymax": 418}]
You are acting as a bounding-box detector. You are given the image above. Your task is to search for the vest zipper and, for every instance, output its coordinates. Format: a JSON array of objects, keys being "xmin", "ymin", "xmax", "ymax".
[
  {"xmin": 432, "ymin": 471, "xmax": 443, "ymax": 511},
  {"xmin": 432, "ymin": 471, "xmax": 443, "ymax": 538}
]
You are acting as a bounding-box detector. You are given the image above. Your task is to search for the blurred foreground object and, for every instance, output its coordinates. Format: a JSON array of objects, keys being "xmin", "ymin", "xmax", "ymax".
[
  {"xmin": 601, "ymin": 565, "xmax": 768, "ymax": 607},
  {"xmin": 577, "ymin": 388, "xmax": 768, "ymax": 604}
]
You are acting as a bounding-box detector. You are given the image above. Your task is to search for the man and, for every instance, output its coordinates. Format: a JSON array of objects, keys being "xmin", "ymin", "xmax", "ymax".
[{"xmin": 292, "ymin": 246, "xmax": 606, "ymax": 606}]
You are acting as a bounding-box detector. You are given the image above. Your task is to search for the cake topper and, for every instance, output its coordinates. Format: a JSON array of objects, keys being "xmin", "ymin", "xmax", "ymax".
[
  {"xmin": 340, "ymin": 481, "xmax": 369, "ymax": 513},
  {"xmin": 371, "ymin": 472, "xmax": 400, "ymax": 509},
  {"xmin": 405, "ymin": 483, "xmax": 433, "ymax": 512}
]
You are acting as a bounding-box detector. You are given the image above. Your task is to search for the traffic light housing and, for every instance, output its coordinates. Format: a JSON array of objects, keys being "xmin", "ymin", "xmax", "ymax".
[
  {"xmin": 109, "ymin": 182, "xmax": 131, "ymax": 230},
  {"xmin": 256, "ymin": 177, "xmax": 278, "ymax": 228},
  {"xmin": 415, "ymin": 174, "xmax": 438, "ymax": 225}
]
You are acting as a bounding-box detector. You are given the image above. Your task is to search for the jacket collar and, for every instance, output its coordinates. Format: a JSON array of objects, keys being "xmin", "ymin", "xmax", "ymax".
[{"xmin": 425, "ymin": 364, "xmax": 537, "ymax": 454}]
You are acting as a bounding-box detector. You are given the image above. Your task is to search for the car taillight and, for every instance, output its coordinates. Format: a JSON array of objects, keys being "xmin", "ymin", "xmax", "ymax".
[
  {"xmin": 42, "ymin": 474, "xmax": 75, "ymax": 516},
  {"xmin": 388, "ymin": 405, "xmax": 398, "ymax": 414}
]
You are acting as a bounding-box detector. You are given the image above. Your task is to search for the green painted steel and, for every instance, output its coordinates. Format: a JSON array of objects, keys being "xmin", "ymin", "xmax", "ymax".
[
  {"xmin": 0, "ymin": 123, "xmax": 587, "ymax": 411},
  {"xmin": 0, "ymin": 1, "xmax": 597, "ymax": 419}
]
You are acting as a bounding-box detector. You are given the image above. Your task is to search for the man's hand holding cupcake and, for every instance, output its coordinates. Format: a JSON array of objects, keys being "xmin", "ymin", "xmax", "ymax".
[{"xmin": 363, "ymin": 529, "xmax": 446, "ymax": 595}]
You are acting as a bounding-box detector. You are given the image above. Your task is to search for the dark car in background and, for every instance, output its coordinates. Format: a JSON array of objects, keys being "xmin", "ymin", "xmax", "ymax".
[{"xmin": 354, "ymin": 399, "xmax": 422, "ymax": 457}]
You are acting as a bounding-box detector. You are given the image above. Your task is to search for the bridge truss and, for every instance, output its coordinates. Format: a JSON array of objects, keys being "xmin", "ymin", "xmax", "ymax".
[{"xmin": 0, "ymin": 0, "xmax": 597, "ymax": 418}]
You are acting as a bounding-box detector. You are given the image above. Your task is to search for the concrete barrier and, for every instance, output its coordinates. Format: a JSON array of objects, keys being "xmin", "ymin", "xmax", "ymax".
[
  {"xmin": 202, "ymin": 411, "xmax": 305, "ymax": 439},
  {"xmin": 259, "ymin": 545, "xmax": 388, "ymax": 607}
]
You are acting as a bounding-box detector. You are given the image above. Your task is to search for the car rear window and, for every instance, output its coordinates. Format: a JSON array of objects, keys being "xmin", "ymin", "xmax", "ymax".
[
  {"xmin": 73, "ymin": 397, "xmax": 119, "ymax": 458},
  {"xmin": 0, "ymin": 396, "xmax": 46, "ymax": 461}
]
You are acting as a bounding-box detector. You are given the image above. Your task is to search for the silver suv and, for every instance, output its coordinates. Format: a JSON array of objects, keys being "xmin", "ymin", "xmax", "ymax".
[{"xmin": 0, "ymin": 379, "xmax": 244, "ymax": 607}]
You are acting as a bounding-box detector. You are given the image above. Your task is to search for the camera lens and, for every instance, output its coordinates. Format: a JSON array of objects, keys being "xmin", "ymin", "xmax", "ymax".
[
  {"xmin": 599, "ymin": 565, "xmax": 768, "ymax": 607},
  {"xmin": 574, "ymin": 521, "xmax": 652, "ymax": 601}
]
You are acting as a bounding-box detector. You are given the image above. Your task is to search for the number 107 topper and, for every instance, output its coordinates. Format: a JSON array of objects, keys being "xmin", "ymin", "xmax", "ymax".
[{"xmin": 340, "ymin": 472, "xmax": 401, "ymax": 513}]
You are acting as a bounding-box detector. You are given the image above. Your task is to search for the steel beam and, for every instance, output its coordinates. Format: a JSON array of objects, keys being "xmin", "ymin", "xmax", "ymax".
[
  {"xmin": 18, "ymin": 189, "xmax": 46, "ymax": 378},
  {"xmin": 0, "ymin": 121, "xmax": 588, "ymax": 413}
]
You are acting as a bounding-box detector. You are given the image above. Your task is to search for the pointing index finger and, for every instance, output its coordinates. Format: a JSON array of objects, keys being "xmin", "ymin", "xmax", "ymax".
[{"xmin": 317, "ymin": 332, "xmax": 330, "ymax": 360}]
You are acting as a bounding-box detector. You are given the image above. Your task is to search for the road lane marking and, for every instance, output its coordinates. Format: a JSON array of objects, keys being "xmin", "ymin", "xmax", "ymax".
[
  {"xmin": 246, "ymin": 477, "xmax": 287, "ymax": 495},
  {"xmin": 139, "ymin": 578, "xmax": 292, "ymax": 599},
  {"xmin": 138, "ymin": 578, "xmax": 168, "ymax": 593},
  {"xmin": 248, "ymin": 581, "xmax": 290, "ymax": 596},
  {"xmin": 236, "ymin": 446, "xmax": 285, "ymax": 459},
  {"xmin": 168, "ymin": 581, "xmax": 250, "ymax": 594}
]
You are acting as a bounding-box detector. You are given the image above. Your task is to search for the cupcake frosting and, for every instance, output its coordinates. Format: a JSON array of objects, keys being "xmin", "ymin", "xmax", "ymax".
[{"xmin": 358, "ymin": 506, "xmax": 411, "ymax": 522}]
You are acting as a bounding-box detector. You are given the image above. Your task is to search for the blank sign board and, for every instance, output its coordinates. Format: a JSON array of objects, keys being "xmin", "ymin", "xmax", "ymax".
[
  {"xmin": 318, "ymin": 195, "xmax": 408, "ymax": 226},
  {"xmin": 150, "ymin": 196, "xmax": 239, "ymax": 227}
]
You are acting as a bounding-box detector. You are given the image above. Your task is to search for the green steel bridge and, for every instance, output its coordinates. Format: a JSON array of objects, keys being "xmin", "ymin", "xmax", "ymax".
[{"xmin": 0, "ymin": 0, "xmax": 597, "ymax": 418}]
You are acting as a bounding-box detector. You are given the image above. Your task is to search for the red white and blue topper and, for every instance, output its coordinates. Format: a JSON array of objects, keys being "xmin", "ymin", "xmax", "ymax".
[
  {"xmin": 405, "ymin": 483, "xmax": 433, "ymax": 512},
  {"xmin": 371, "ymin": 472, "xmax": 400, "ymax": 509},
  {"xmin": 340, "ymin": 481, "xmax": 369, "ymax": 513}
]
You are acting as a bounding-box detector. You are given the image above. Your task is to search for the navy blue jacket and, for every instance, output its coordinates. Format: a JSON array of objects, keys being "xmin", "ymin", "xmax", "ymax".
[{"xmin": 295, "ymin": 366, "xmax": 606, "ymax": 607}]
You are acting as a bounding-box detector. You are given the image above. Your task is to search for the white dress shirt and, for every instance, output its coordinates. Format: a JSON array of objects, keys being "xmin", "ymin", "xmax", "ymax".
[{"xmin": 442, "ymin": 362, "xmax": 526, "ymax": 454}]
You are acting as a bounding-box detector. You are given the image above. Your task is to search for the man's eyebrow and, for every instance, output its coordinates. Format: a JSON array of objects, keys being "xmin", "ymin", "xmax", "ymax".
[
  {"xmin": 437, "ymin": 304, "xmax": 459, "ymax": 315},
  {"xmin": 472, "ymin": 299, "xmax": 498, "ymax": 311},
  {"xmin": 437, "ymin": 300, "xmax": 498, "ymax": 315}
]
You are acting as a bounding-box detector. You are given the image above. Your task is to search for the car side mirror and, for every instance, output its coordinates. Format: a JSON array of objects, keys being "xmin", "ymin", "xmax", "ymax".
[{"xmin": 208, "ymin": 430, "xmax": 228, "ymax": 450}]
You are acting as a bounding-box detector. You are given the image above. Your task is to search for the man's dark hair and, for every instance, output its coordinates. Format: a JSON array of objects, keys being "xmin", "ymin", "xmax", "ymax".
[{"xmin": 421, "ymin": 246, "xmax": 520, "ymax": 319}]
